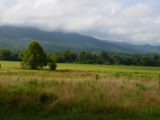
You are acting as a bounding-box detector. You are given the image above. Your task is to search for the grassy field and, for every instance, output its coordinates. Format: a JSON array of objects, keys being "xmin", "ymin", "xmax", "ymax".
[{"xmin": 1, "ymin": 61, "xmax": 160, "ymax": 120}]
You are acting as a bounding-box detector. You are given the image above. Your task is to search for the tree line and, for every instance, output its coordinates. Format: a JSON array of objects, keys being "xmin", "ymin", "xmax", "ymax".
[
  {"xmin": 0, "ymin": 49, "xmax": 20, "ymax": 61},
  {"xmin": 1, "ymin": 41, "xmax": 160, "ymax": 67},
  {"xmin": 55, "ymin": 51, "xmax": 160, "ymax": 66}
]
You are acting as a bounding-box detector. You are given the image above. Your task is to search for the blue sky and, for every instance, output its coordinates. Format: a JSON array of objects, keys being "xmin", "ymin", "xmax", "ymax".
[{"xmin": 0, "ymin": 0, "xmax": 160, "ymax": 45}]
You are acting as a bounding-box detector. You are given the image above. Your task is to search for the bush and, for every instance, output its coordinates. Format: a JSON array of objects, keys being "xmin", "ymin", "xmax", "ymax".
[
  {"xmin": 48, "ymin": 53, "xmax": 57, "ymax": 70},
  {"xmin": 48, "ymin": 62, "xmax": 57, "ymax": 70}
]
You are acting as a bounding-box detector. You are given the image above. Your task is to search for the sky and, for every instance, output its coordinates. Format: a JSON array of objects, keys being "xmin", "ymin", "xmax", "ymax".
[{"xmin": 0, "ymin": 0, "xmax": 160, "ymax": 45}]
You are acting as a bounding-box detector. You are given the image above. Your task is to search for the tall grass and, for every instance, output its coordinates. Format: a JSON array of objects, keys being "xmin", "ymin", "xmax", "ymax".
[{"xmin": 1, "ymin": 61, "xmax": 160, "ymax": 119}]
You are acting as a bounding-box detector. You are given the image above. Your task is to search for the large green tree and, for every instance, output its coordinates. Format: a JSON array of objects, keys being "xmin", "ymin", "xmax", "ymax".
[{"xmin": 21, "ymin": 41, "xmax": 47, "ymax": 69}]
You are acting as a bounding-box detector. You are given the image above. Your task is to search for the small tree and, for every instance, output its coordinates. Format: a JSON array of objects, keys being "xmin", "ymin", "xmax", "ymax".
[
  {"xmin": 48, "ymin": 53, "xmax": 57, "ymax": 70},
  {"xmin": 21, "ymin": 41, "xmax": 47, "ymax": 69}
]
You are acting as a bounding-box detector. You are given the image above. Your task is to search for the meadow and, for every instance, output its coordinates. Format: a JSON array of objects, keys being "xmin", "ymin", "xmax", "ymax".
[{"xmin": 1, "ymin": 61, "xmax": 160, "ymax": 120}]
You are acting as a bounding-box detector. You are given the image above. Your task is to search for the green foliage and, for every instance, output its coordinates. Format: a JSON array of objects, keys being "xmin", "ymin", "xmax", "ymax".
[
  {"xmin": 48, "ymin": 62, "xmax": 57, "ymax": 70},
  {"xmin": 78, "ymin": 51, "xmax": 97, "ymax": 64},
  {"xmin": 110, "ymin": 54, "xmax": 122, "ymax": 65},
  {"xmin": 0, "ymin": 49, "xmax": 19, "ymax": 61},
  {"xmin": 2, "ymin": 47, "xmax": 160, "ymax": 67},
  {"xmin": 48, "ymin": 53, "xmax": 57, "ymax": 70},
  {"xmin": 0, "ymin": 49, "xmax": 12, "ymax": 60},
  {"xmin": 98, "ymin": 51, "xmax": 109, "ymax": 64},
  {"xmin": 57, "ymin": 50, "xmax": 77, "ymax": 63},
  {"xmin": 21, "ymin": 41, "xmax": 47, "ymax": 69}
]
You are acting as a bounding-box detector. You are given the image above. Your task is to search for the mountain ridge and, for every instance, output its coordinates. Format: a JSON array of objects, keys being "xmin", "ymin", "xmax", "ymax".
[{"xmin": 0, "ymin": 26, "xmax": 160, "ymax": 53}]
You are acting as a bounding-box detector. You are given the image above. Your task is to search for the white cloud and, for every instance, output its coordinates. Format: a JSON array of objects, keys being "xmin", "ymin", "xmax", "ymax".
[
  {"xmin": 0, "ymin": 0, "xmax": 160, "ymax": 44},
  {"xmin": 154, "ymin": 18, "xmax": 160, "ymax": 24}
]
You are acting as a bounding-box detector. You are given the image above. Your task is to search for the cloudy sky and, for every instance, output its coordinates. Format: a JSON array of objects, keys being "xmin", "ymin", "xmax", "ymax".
[{"xmin": 0, "ymin": 0, "xmax": 160, "ymax": 45}]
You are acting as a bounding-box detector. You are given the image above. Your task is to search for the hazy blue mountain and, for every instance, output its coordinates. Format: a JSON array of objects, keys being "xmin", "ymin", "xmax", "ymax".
[{"xmin": 0, "ymin": 26, "xmax": 160, "ymax": 53}]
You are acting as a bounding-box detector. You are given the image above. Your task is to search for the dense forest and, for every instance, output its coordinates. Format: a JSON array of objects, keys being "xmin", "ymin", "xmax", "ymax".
[{"xmin": 0, "ymin": 48, "xmax": 160, "ymax": 66}]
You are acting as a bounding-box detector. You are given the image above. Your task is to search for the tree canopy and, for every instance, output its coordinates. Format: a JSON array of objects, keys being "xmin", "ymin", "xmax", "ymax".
[{"xmin": 21, "ymin": 41, "xmax": 47, "ymax": 69}]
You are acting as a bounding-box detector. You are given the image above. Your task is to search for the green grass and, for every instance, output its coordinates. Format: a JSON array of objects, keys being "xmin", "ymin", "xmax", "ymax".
[
  {"xmin": 1, "ymin": 61, "xmax": 160, "ymax": 120},
  {"xmin": 1, "ymin": 61, "xmax": 160, "ymax": 76}
]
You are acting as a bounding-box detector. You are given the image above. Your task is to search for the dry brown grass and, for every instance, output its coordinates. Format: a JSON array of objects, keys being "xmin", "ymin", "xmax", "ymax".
[{"xmin": 1, "ymin": 64, "xmax": 160, "ymax": 116}]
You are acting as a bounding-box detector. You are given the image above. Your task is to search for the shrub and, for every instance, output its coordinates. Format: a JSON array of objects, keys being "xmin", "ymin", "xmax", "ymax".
[{"xmin": 48, "ymin": 53, "xmax": 57, "ymax": 70}]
